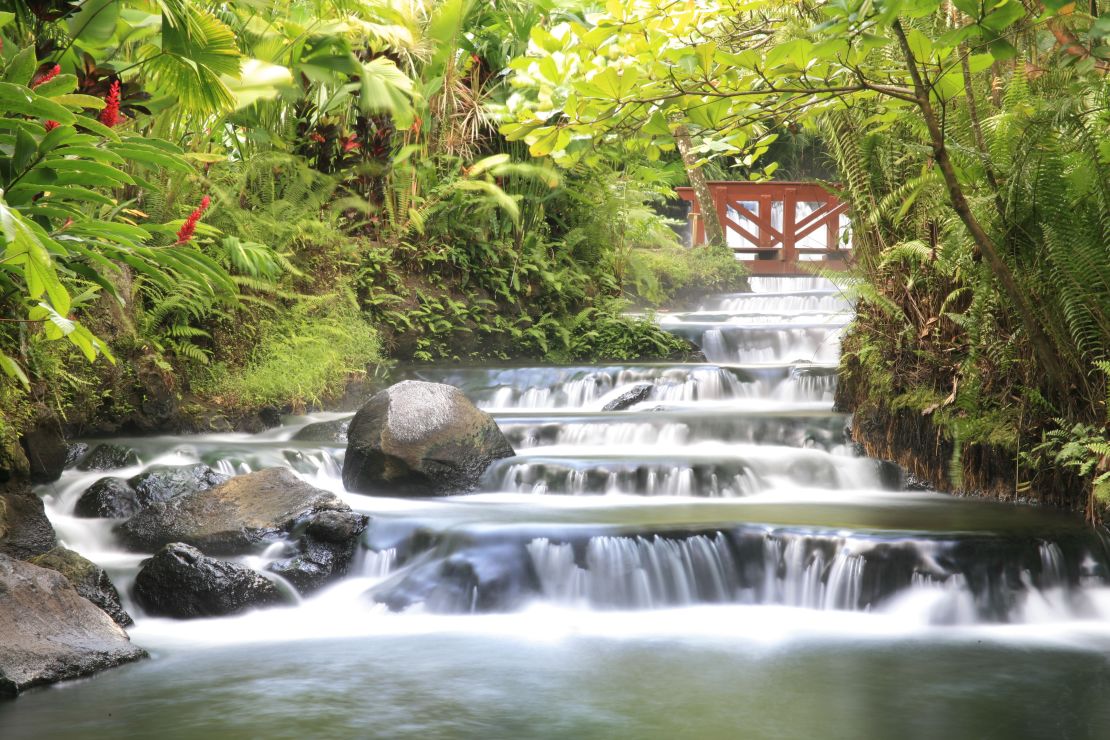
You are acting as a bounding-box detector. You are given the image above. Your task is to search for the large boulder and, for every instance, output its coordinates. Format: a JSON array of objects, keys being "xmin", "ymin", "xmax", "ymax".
[
  {"xmin": 342, "ymin": 380, "xmax": 514, "ymax": 496},
  {"xmin": 0, "ymin": 554, "xmax": 145, "ymax": 696},
  {"xmin": 29, "ymin": 546, "xmax": 133, "ymax": 627},
  {"xmin": 132, "ymin": 543, "xmax": 284, "ymax": 619},
  {"xmin": 76, "ymin": 443, "xmax": 140, "ymax": 472},
  {"xmin": 20, "ymin": 421, "xmax": 69, "ymax": 484},
  {"xmin": 0, "ymin": 482, "xmax": 56, "ymax": 560},
  {"xmin": 116, "ymin": 467, "xmax": 367, "ymax": 558},
  {"xmin": 73, "ymin": 463, "xmax": 227, "ymax": 520}
]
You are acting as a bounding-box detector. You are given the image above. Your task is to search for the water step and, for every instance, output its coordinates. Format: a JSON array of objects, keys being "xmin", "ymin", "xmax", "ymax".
[
  {"xmin": 482, "ymin": 444, "xmax": 886, "ymax": 495},
  {"xmin": 366, "ymin": 508, "xmax": 1109, "ymax": 622},
  {"xmin": 498, "ymin": 409, "xmax": 848, "ymax": 451},
  {"xmin": 409, "ymin": 363, "xmax": 840, "ymax": 409}
]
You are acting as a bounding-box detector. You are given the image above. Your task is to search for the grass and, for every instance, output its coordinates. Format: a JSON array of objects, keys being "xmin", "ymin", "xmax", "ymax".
[{"xmin": 198, "ymin": 291, "xmax": 381, "ymax": 411}]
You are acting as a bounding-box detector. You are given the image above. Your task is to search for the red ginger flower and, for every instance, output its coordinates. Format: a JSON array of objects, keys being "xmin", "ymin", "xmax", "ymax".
[
  {"xmin": 99, "ymin": 80, "xmax": 122, "ymax": 127},
  {"xmin": 44, "ymin": 120, "xmax": 60, "ymax": 132},
  {"xmin": 175, "ymin": 195, "xmax": 211, "ymax": 245},
  {"xmin": 32, "ymin": 64, "xmax": 61, "ymax": 89}
]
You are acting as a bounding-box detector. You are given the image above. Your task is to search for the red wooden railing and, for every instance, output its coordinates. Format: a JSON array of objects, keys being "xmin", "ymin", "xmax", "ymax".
[{"xmin": 676, "ymin": 181, "xmax": 851, "ymax": 275}]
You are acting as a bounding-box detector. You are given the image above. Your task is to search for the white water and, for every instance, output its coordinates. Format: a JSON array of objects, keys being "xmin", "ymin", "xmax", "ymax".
[{"xmin": 12, "ymin": 275, "xmax": 1110, "ymax": 737}]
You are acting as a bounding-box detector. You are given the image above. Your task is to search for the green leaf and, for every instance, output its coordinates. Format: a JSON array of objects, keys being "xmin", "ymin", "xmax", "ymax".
[
  {"xmin": 12, "ymin": 126, "xmax": 38, "ymax": 175},
  {"xmin": 981, "ymin": 1, "xmax": 1027, "ymax": 31},
  {"xmin": 0, "ymin": 352, "xmax": 29, "ymax": 387},
  {"xmin": 0, "ymin": 82, "xmax": 76, "ymax": 124},
  {"xmin": 4, "ymin": 46, "xmax": 37, "ymax": 86},
  {"xmin": 51, "ymin": 93, "xmax": 106, "ymax": 110},
  {"xmin": 32, "ymin": 74, "xmax": 79, "ymax": 97},
  {"xmin": 72, "ymin": 114, "xmax": 120, "ymax": 141},
  {"xmin": 223, "ymin": 58, "xmax": 293, "ymax": 110},
  {"xmin": 67, "ymin": 0, "xmax": 120, "ymax": 44},
  {"xmin": 43, "ymin": 158, "xmax": 136, "ymax": 186}
]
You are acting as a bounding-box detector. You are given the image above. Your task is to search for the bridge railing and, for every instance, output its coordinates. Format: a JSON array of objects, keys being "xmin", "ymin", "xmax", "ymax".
[{"xmin": 675, "ymin": 182, "xmax": 851, "ymax": 275}]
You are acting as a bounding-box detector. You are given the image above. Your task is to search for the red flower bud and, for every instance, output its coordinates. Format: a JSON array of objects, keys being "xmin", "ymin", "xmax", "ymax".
[
  {"xmin": 32, "ymin": 64, "xmax": 61, "ymax": 89},
  {"xmin": 175, "ymin": 195, "xmax": 212, "ymax": 245},
  {"xmin": 99, "ymin": 80, "xmax": 122, "ymax": 128},
  {"xmin": 44, "ymin": 120, "xmax": 60, "ymax": 132}
]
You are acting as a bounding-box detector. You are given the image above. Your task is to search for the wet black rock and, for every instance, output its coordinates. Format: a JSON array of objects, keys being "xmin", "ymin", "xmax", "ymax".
[
  {"xmin": 267, "ymin": 509, "xmax": 368, "ymax": 592},
  {"xmin": 601, "ymin": 383, "xmax": 653, "ymax": 411},
  {"xmin": 132, "ymin": 543, "xmax": 284, "ymax": 619},
  {"xmin": 76, "ymin": 443, "xmax": 140, "ymax": 472},
  {"xmin": 21, "ymin": 421, "xmax": 69, "ymax": 484},
  {"xmin": 129, "ymin": 463, "xmax": 228, "ymax": 504},
  {"xmin": 74, "ymin": 477, "xmax": 141, "ymax": 519},
  {"xmin": 372, "ymin": 542, "xmax": 540, "ymax": 613},
  {"xmin": 116, "ymin": 468, "xmax": 365, "ymax": 558},
  {"xmin": 29, "ymin": 546, "xmax": 133, "ymax": 626},
  {"xmin": 343, "ymin": 380, "xmax": 515, "ymax": 496},
  {"xmin": 292, "ymin": 417, "xmax": 352, "ymax": 445},
  {"xmin": 73, "ymin": 464, "xmax": 227, "ymax": 520},
  {"xmin": 0, "ymin": 553, "xmax": 145, "ymax": 696},
  {"xmin": 0, "ymin": 481, "xmax": 56, "ymax": 559},
  {"xmin": 64, "ymin": 442, "xmax": 90, "ymax": 468}
]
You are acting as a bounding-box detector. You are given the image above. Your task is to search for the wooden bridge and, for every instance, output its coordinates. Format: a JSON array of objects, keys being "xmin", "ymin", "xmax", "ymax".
[{"xmin": 676, "ymin": 182, "xmax": 851, "ymax": 275}]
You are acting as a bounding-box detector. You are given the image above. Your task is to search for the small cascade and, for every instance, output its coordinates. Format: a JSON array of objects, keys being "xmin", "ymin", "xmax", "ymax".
[
  {"xmin": 415, "ymin": 364, "xmax": 762, "ymax": 410},
  {"xmin": 486, "ymin": 447, "xmax": 882, "ymax": 496},
  {"xmin": 369, "ymin": 524, "xmax": 1110, "ymax": 623}
]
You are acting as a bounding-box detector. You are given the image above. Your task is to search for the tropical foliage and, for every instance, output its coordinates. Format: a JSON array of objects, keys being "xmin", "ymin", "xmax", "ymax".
[
  {"xmin": 1, "ymin": 0, "xmax": 729, "ymax": 461},
  {"xmin": 501, "ymin": 0, "xmax": 1110, "ymax": 514}
]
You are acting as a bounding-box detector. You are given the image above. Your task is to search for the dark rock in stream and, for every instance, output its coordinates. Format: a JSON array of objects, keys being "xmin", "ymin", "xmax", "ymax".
[
  {"xmin": 29, "ymin": 546, "xmax": 133, "ymax": 626},
  {"xmin": 76, "ymin": 443, "xmax": 140, "ymax": 471},
  {"xmin": 342, "ymin": 380, "xmax": 515, "ymax": 496},
  {"xmin": 129, "ymin": 463, "xmax": 228, "ymax": 503},
  {"xmin": 267, "ymin": 509, "xmax": 368, "ymax": 592},
  {"xmin": 293, "ymin": 417, "xmax": 352, "ymax": 445},
  {"xmin": 0, "ymin": 553, "xmax": 145, "ymax": 696},
  {"xmin": 73, "ymin": 463, "xmax": 228, "ymax": 519},
  {"xmin": 372, "ymin": 542, "xmax": 540, "ymax": 613},
  {"xmin": 20, "ymin": 421, "xmax": 69, "ymax": 484},
  {"xmin": 0, "ymin": 481, "xmax": 56, "ymax": 559},
  {"xmin": 74, "ymin": 477, "xmax": 141, "ymax": 519},
  {"xmin": 64, "ymin": 442, "xmax": 89, "ymax": 468},
  {"xmin": 601, "ymin": 383, "xmax": 653, "ymax": 411},
  {"xmin": 116, "ymin": 468, "xmax": 367, "ymax": 561},
  {"xmin": 132, "ymin": 543, "xmax": 284, "ymax": 618}
]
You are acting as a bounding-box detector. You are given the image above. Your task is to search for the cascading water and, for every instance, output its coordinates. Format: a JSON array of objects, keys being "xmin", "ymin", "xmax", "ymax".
[{"xmin": 7, "ymin": 275, "xmax": 1110, "ymax": 739}]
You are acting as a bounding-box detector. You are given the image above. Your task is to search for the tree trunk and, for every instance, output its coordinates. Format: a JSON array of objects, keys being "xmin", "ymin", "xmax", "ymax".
[
  {"xmin": 892, "ymin": 20, "xmax": 1071, "ymax": 400},
  {"xmin": 674, "ymin": 125, "xmax": 726, "ymax": 246}
]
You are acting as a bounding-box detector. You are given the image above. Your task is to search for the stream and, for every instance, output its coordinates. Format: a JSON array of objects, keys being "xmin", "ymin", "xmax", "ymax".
[{"xmin": 5, "ymin": 276, "xmax": 1110, "ymax": 738}]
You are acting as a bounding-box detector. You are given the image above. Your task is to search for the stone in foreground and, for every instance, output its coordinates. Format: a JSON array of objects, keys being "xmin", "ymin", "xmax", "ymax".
[
  {"xmin": 342, "ymin": 380, "xmax": 514, "ymax": 496},
  {"xmin": 132, "ymin": 543, "xmax": 284, "ymax": 619},
  {"xmin": 0, "ymin": 554, "xmax": 145, "ymax": 696},
  {"xmin": 0, "ymin": 482, "xmax": 56, "ymax": 560},
  {"xmin": 116, "ymin": 467, "xmax": 365, "ymax": 557},
  {"xmin": 29, "ymin": 546, "xmax": 133, "ymax": 627}
]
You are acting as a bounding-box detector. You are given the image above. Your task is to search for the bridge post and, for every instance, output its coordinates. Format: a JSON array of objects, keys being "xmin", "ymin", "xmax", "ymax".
[{"xmin": 783, "ymin": 186, "xmax": 797, "ymax": 265}]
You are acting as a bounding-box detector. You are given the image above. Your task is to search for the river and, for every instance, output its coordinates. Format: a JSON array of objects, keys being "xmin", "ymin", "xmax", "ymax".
[{"xmin": 4, "ymin": 276, "xmax": 1110, "ymax": 739}]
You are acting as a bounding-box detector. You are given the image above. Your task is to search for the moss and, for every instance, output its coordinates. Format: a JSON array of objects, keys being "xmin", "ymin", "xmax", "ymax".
[
  {"xmin": 624, "ymin": 243, "xmax": 749, "ymax": 306},
  {"xmin": 196, "ymin": 291, "xmax": 381, "ymax": 411}
]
